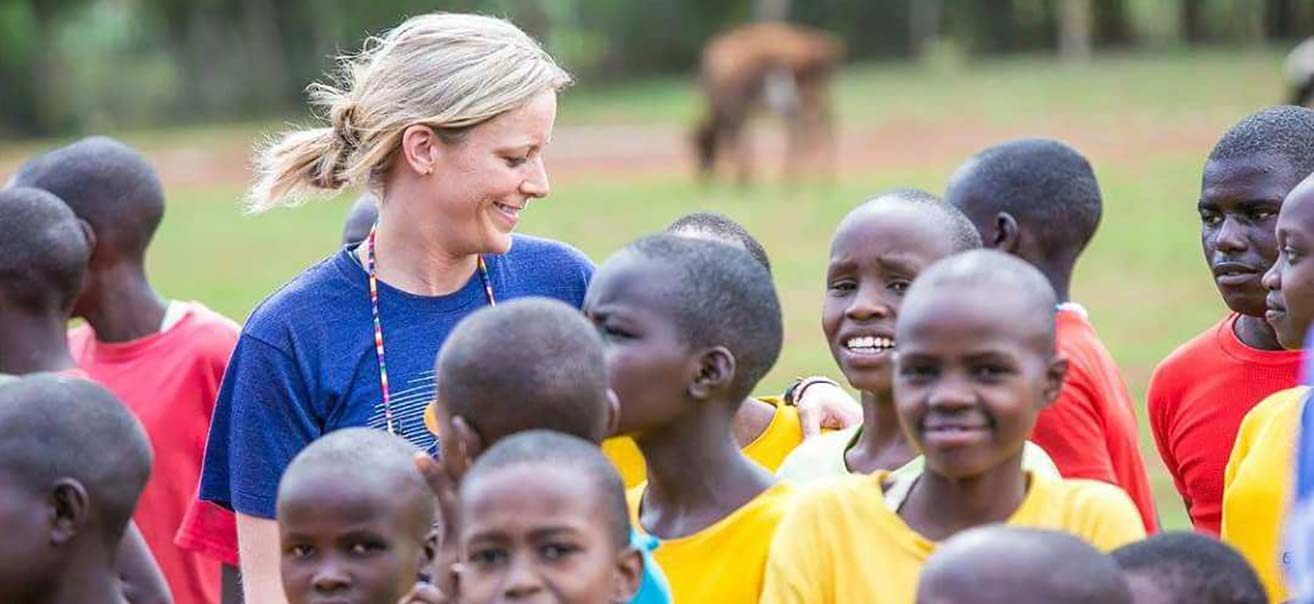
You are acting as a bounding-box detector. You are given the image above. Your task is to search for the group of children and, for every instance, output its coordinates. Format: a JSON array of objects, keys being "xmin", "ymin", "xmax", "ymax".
[{"xmin": 5, "ymin": 103, "xmax": 1314, "ymax": 604}]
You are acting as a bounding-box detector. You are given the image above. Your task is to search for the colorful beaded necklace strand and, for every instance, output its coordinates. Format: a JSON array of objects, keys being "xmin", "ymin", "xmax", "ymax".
[{"xmin": 364, "ymin": 224, "xmax": 496, "ymax": 435}]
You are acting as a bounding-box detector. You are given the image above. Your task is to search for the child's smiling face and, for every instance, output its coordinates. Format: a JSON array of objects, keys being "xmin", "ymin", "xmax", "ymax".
[
  {"xmin": 1263, "ymin": 174, "xmax": 1314, "ymax": 349},
  {"xmin": 894, "ymin": 281, "xmax": 1065, "ymax": 479},
  {"xmin": 823, "ymin": 204, "xmax": 962, "ymax": 395}
]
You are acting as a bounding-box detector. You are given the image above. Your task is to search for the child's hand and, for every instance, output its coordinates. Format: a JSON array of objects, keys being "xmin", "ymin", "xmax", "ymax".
[
  {"xmin": 397, "ymin": 582, "xmax": 448, "ymax": 604},
  {"xmin": 415, "ymin": 453, "xmax": 461, "ymax": 598},
  {"xmin": 794, "ymin": 377, "xmax": 860, "ymax": 438}
]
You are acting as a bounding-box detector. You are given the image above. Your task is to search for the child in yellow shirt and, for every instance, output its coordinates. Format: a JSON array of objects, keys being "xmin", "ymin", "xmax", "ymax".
[
  {"xmin": 760, "ymin": 250, "xmax": 1146, "ymax": 604},
  {"xmin": 1222, "ymin": 171, "xmax": 1314, "ymax": 603},
  {"xmin": 586, "ymin": 234, "xmax": 794, "ymax": 604},
  {"xmin": 603, "ymin": 211, "xmax": 852, "ymax": 487}
]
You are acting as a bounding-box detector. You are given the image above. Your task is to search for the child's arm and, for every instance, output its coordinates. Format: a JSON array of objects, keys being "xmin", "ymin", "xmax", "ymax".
[
  {"xmin": 119, "ymin": 521, "xmax": 173, "ymax": 604},
  {"xmin": 236, "ymin": 514, "xmax": 288, "ymax": 604}
]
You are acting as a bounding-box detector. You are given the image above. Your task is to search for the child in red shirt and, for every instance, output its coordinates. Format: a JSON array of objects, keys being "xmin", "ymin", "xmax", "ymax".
[
  {"xmin": 14, "ymin": 137, "xmax": 241, "ymax": 604},
  {"xmin": 1146, "ymin": 106, "xmax": 1314, "ymax": 534},
  {"xmin": 946, "ymin": 138, "xmax": 1158, "ymax": 531}
]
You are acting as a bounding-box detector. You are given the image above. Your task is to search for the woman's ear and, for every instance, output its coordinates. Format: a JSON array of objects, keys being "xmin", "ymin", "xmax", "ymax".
[
  {"xmin": 49, "ymin": 478, "xmax": 89, "ymax": 546},
  {"xmin": 1039, "ymin": 356, "xmax": 1069, "ymax": 410},
  {"xmin": 400, "ymin": 124, "xmax": 442, "ymax": 177},
  {"xmin": 610, "ymin": 547, "xmax": 644, "ymax": 603},
  {"xmin": 688, "ymin": 346, "xmax": 735, "ymax": 400}
]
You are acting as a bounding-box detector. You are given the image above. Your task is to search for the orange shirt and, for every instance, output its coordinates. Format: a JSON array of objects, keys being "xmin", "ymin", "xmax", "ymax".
[
  {"xmin": 1148, "ymin": 313, "xmax": 1301, "ymax": 534},
  {"xmin": 69, "ymin": 302, "xmax": 240, "ymax": 604},
  {"xmin": 1030, "ymin": 306, "xmax": 1158, "ymax": 532}
]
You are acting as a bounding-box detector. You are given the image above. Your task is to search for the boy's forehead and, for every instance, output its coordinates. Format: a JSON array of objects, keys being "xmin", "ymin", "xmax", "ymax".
[
  {"xmin": 1202, "ymin": 153, "xmax": 1300, "ymax": 197},
  {"xmin": 832, "ymin": 204, "xmax": 949, "ymax": 252},
  {"xmin": 1282, "ymin": 177, "xmax": 1314, "ymax": 228},
  {"xmin": 591, "ymin": 252, "xmax": 678, "ymax": 304},
  {"xmin": 900, "ymin": 284, "xmax": 1050, "ymax": 348}
]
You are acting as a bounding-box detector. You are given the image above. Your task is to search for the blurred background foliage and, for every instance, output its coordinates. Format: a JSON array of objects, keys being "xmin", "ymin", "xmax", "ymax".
[{"xmin": 2, "ymin": 0, "xmax": 1313, "ymax": 138}]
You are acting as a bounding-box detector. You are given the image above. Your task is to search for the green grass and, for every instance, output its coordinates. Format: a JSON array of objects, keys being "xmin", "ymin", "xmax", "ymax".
[{"xmin": 5, "ymin": 47, "xmax": 1301, "ymax": 531}]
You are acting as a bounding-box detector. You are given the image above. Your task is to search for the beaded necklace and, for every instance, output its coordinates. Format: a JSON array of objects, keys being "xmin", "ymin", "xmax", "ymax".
[{"xmin": 364, "ymin": 224, "xmax": 495, "ymax": 435}]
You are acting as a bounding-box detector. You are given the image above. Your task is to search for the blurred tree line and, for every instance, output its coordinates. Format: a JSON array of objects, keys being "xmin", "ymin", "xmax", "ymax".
[{"xmin": 2, "ymin": 0, "xmax": 1312, "ymax": 137}]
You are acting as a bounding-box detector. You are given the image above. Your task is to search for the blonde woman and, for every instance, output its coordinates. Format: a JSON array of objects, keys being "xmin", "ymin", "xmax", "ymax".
[{"xmin": 195, "ymin": 13, "xmax": 587, "ymax": 603}]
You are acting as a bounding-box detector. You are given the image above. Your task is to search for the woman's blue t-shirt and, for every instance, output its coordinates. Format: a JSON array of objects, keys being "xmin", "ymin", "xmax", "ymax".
[{"xmin": 199, "ymin": 234, "xmax": 594, "ymax": 519}]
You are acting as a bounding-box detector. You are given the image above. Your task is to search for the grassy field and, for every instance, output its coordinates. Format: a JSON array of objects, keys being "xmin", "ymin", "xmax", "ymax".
[{"xmin": 0, "ymin": 47, "xmax": 1300, "ymax": 530}]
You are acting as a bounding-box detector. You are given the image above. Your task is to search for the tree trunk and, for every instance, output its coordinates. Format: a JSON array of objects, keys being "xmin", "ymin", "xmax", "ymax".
[
  {"xmin": 910, "ymin": 0, "xmax": 943, "ymax": 58},
  {"xmin": 1058, "ymin": 0, "xmax": 1092, "ymax": 62},
  {"xmin": 1181, "ymin": 0, "xmax": 1206, "ymax": 43}
]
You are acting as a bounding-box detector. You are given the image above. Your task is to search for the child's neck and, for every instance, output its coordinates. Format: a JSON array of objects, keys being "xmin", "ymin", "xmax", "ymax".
[
  {"xmin": 636, "ymin": 400, "xmax": 775, "ymax": 540},
  {"xmin": 846, "ymin": 389, "xmax": 918, "ymax": 474},
  {"xmin": 0, "ymin": 310, "xmax": 77, "ymax": 375},
  {"xmin": 80, "ymin": 266, "xmax": 168, "ymax": 343},
  {"xmin": 44, "ymin": 552, "xmax": 128, "ymax": 604},
  {"xmin": 897, "ymin": 454, "xmax": 1028, "ymax": 543},
  {"xmin": 1235, "ymin": 313, "xmax": 1285, "ymax": 351}
]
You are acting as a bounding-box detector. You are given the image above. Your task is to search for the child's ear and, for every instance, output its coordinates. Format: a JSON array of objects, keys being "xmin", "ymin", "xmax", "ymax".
[
  {"xmin": 610, "ymin": 546, "xmax": 644, "ymax": 603},
  {"xmin": 604, "ymin": 389, "xmax": 622, "ymax": 438},
  {"xmin": 448, "ymin": 415, "xmax": 484, "ymax": 479},
  {"xmin": 48, "ymin": 478, "xmax": 89, "ymax": 545},
  {"xmin": 992, "ymin": 212, "xmax": 1020, "ymax": 252},
  {"xmin": 688, "ymin": 346, "xmax": 736, "ymax": 400},
  {"xmin": 1039, "ymin": 355, "xmax": 1069, "ymax": 409}
]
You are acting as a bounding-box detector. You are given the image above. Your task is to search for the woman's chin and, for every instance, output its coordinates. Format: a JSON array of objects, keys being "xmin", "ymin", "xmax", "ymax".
[{"xmin": 482, "ymin": 232, "xmax": 514, "ymax": 256}]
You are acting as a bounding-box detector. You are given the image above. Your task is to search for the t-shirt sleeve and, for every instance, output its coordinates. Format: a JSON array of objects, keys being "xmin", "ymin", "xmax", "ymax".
[
  {"xmin": 759, "ymin": 494, "xmax": 830, "ymax": 604},
  {"xmin": 1030, "ymin": 364, "xmax": 1119, "ymax": 484},
  {"xmin": 199, "ymin": 333, "xmax": 322, "ymax": 519},
  {"xmin": 1146, "ymin": 365, "xmax": 1189, "ymax": 511},
  {"xmin": 1080, "ymin": 483, "xmax": 1148, "ymax": 551}
]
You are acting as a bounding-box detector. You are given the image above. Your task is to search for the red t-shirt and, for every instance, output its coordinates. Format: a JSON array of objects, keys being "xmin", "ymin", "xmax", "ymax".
[
  {"xmin": 68, "ymin": 303, "xmax": 240, "ymax": 604},
  {"xmin": 1147, "ymin": 313, "xmax": 1301, "ymax": 535},
  {"xmin": 1030, "ymin": 307, "xmax": 1159, "ymax": 532}
]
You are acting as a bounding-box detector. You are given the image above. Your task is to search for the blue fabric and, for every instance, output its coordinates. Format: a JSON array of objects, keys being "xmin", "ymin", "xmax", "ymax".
[
  {"xmin": 631, "ymin": 530, "xmax": 672, "ymax": 604},
  {"xmin": 199, "ymin": 235, "xmax": 593, "ymax": 518}
]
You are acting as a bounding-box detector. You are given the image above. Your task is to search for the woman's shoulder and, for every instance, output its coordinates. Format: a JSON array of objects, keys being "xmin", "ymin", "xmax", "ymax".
[{"xmin": 243, "ymin": 249, "xmax": 363, "ymax": 339}]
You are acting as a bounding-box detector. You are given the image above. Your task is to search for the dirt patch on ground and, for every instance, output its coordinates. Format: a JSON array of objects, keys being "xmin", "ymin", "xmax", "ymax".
[{"xmin": 0, "ymin": 113, "xmax": 1223, "ymax": 192}]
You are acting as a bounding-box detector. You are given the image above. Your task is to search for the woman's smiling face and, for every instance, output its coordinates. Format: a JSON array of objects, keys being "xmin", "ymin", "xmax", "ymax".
[{"xmin": 411, "ymin": 91, "xmax": 557, "ymax": 256}]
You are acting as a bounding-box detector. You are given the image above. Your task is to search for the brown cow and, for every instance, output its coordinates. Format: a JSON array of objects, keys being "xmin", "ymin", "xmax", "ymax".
[{"xmin": 694, "ymin": 22, "xmax": 844, "ymax": 184}]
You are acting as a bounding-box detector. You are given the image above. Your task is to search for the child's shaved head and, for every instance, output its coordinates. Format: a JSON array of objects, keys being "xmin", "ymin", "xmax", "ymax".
[
  {"xmin": 0, "ymin": 374, "xmax": 152, "ymax": 545},
  {"xmin": 1210, "ymin": 105, "xmax": 1314, "ymax": 178},
  {"xmin": 462, "ymin": 430, "xmax": 630, "ymax": 549},
  {"xmin": 946, "ymin": 138, "xmax": 1102, "ymax": 276},
  {"xmin": 278, "ymin": 427, "xmax": 434, "ymax": 530},
  {"xmin": 918, "ymin": 526, "xmax": 1131, "ymax": 604},
  {"xmin": 1112, "ymin": 532, "xmax": 1266, "ymax": 604},
  {"xmin": 861, "ymin": 187, "xmax": 983, "ymax": 252},
  {"xmin": 667, "ymin": 211, "xmax": 772, "ymax": 272},
  {"xmin": 0, "ymin": 187, "xmax": 91, "ymax": 314},
  {"xmin": 613, "ymin": 234, "xmax": 783, "ymax": 401},
  {"xmin": 436, "ymin": 297, "xmax": 612, "ymax": 447},
  {"xmin": 903, "ymin": 249, "xmax": 1059, "ymax": 354},
  {"xmin": 11, "ymin": 136, "xmax": 164, "ymax": 262}
]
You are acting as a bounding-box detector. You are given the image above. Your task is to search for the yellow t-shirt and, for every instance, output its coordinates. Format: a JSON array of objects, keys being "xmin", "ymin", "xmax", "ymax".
[
  {"xmin": 603, "ymin": 396, "xmax": 802, "ymax": 488},
  {"xmin": 759, "ymin": 471, "xmax": 1145, "ymax": 604},
  {"xmin": 629, "ymin": 481, "xmax": 795, "ymax": 604},
  {"xmin": 1222, "ymin": 385, "xmax": 1308, "ymax": 604}
]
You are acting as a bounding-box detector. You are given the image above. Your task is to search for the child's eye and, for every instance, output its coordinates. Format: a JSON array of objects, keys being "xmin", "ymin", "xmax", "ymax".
[
  {"xmin": 505, "ymin": 155, "xmax": 529, "ymax": 168},
  {"xmin": 971, "ymin": 365, "xmax": 1010, "ymax": 380},
  {"xmin": 899, "ymin": 365, "xmax": 937, "ymax": 380},
  {"xmin": 469, "ymin": 548, "xmax": 509, "ymax": 567},
  {"xmin": 889, "ymin": 280, "xmax": 910, "ymax": 295},
  {"xmin": 827, "ymin": 279, "xmax": 857, "ymax": 294},
  {"xmin": 1284, "ymin": 245, "xmax": 1302, "ymax": 262},
  {"xmin": 600, "ymin": 323, "xmax": 633, "ymax": 341},
  {"xmin": 1200, "ymin": 211, "xmax": 1222, "ymax": 227},
  {"xmin": 347, "ymin": 540, "xmax": 387, "ymax": 556},
  {"xmin": 540, "ymin": 542, "xmax": 580, "ymax": 561},
  {"xmin": 288, "ymin": 544, "xmax": 316, "ymax": 560},
  {"xmin": 1248, "ymin": 208, "xmax": 1277, "ymax": 222}
]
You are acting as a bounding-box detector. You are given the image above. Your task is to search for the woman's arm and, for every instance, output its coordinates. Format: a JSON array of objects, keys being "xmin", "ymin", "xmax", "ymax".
[
  {"xmin": 238, "ymin": 514, "xmax": 287, "ymax": 604},
  {"xmin": 119, "ymin": 521, "xmax": 173, "ymax": 604}
]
